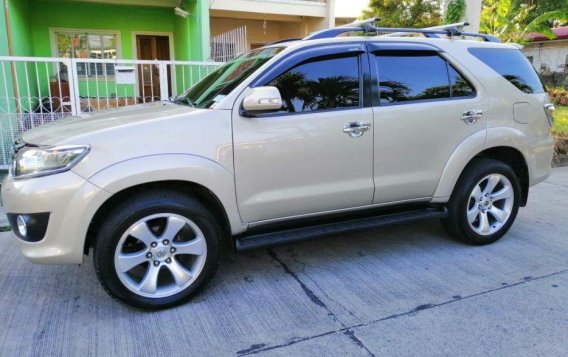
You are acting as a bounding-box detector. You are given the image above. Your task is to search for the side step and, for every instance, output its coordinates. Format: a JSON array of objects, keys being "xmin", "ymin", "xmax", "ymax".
[{"xmin": 235, "ymin": 207, "xmax": 447, "ymax": 252}]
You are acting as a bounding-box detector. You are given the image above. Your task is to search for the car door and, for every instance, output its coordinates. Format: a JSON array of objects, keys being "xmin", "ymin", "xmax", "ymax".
[
  {"xmin": 368, "ymin": 43, "xmax": 487, "ymax": 204},
  {"xmin": 232, "ymin": 44, "xmax": 375, "ymax": 223}
]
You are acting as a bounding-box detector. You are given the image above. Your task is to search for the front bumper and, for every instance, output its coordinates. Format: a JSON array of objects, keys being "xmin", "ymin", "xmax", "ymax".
[{"xmin": 1, "ymin": 171, "xmax": 111, "ymax": 264}]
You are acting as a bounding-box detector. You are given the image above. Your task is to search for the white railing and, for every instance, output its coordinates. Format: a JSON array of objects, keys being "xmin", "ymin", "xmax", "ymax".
[
  {"xmin": 0, "ymin": 56, "xmax": 224, "ymax": 168},
  {"xmin": 210, "ymin": 26, "xmax": 248, "ymax": 62}
]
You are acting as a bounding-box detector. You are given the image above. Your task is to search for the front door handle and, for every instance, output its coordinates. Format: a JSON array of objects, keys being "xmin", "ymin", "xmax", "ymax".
[
  {"xmin": 461, "ymin": 110, "xmax": 483, "ymax": 125},
  {"xmin": 343, "ymin": 121, "xmax": 371, "ymax": 138}
]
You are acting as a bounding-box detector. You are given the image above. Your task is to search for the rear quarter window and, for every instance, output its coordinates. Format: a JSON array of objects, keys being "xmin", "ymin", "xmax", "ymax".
[{"xmin": 468, "ymin": 48, "xmax": 545, "ymax": 94}]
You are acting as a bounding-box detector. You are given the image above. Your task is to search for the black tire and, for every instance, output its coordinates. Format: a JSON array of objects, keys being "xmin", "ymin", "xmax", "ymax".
[
  {"xmin": 442, "ymin": 158, "xmax": 521, "ymax": 245},
  {"xmin": 93, "ymin": 190, "xmax": 222, "ymax": 310}
]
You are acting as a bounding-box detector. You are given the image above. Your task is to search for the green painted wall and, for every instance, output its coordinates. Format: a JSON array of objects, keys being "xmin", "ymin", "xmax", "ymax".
[
  {"xmin": 8, "ymin": 0, "xmax": 33, "ymax": 56},
  {"xmin": 0, "ymin": 0, "xmax": 15, "ymax": 160},
  {"xmin": 0, "ymin": 3, "xmax": 8, "ymax": 56},
  {"xmin": 1, "ymin": 0, "xmax": 36, "ymax": 156},
  {"xmin": 28, "ymin": 0, "xmax": 209, "ymax": 61},
  {"xmin": 1, "ymin": 0, "xmax": 36, "ymax": 112},
  {"xmin": 31, "ymin": 1, "xmax": 176, "ymax": 59},
  {"xmin": 0, "ymin": 2, "xmax": 11, "ymax": 111}
]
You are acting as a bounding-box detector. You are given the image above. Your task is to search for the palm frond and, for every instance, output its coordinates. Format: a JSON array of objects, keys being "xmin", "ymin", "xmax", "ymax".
[
  {"xmin": 529, "ymin": 10, "xmax": 568, "ymax": 26},
  {"xmin": 526, "ymin": 25, "xmax": 557, "ymax": 40}
]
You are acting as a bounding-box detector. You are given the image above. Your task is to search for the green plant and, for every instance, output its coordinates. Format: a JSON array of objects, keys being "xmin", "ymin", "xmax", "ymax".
[
  {"xmin": 361, "ymin": 0, "xmax": 443, "ymax": 28},
  {"xmin": 553, "ymin": 105, "xmax": 568, "ymax": 134},
  {"xmin": 445, "ymin": 0, "xmax": 466, "ymax": 24},
  {"xmin": 480, "ymin": 0, "xmax": 568, "ymax": 43},
  {"xmin": 515, "ymin": 0, "xmax": 568, "ymax": 25},
  {"xmin": 548, "ymin": 87, "xmax": 568, "ymax": 106}
]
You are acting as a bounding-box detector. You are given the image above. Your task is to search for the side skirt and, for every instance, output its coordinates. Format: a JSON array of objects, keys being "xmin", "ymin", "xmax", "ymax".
[{"xmin": 234, "ymin": 206, "xmax": 447, "ymax": 252}]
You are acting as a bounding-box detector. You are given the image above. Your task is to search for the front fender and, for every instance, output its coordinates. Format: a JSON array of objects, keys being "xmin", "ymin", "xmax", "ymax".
[{"xmin": 84, "ymin": 154, "xmax": 246, "ymax": 234}]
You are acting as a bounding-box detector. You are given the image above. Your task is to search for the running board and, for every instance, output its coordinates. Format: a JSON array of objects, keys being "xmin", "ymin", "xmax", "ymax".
[{"xmin": 235, "ymin": 207, "xmax": 447, "ymax": 252}]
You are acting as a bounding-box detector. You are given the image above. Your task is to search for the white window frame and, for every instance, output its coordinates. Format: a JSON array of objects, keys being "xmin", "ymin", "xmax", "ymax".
[{"xmin": 49, "ymin": 27, "xmax": 122, "ymax": 78}]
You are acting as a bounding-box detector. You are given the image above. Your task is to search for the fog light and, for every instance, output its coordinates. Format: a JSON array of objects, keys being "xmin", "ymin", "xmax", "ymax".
[
  {"xmin": 16, "ymin": 215, "xmax": 27, "ymax": 237},
  {"xmin": 7, "ymin": 213, "xmax": 49, "ymax": 242}
]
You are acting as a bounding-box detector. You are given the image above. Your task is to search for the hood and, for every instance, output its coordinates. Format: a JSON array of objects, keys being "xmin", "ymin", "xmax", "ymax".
[{"xmin": 22, "ymin": 102, "xmax": 199, "ymax": 146}]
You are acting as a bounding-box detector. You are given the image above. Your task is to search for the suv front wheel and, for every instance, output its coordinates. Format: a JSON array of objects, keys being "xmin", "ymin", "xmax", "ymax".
[
  {"xmin": 93, "ymin": 190, "xmax": 221, "ymax": 309},
  {"xmin": 442, "ymin": 158, "xmax": 521, "ymax": 245}
]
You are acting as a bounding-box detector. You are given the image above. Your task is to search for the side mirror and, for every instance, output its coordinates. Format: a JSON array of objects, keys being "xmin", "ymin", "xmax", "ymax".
[{"xmin": 242, "ymin": 86, "xmax": 282, "ymax": 113}]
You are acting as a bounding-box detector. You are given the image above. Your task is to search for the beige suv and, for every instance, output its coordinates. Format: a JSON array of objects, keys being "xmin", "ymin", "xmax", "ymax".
[{"xmin": 1, "ymin": 21, "xmax": 555, "ymax": 309}]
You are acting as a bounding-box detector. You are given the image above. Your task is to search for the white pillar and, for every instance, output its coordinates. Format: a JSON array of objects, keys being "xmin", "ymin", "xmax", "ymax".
[
  {"xmin": 327, "ymin": 0, "xmax": 336, "ymax": 29},
  {"xmin": 464, "ymin": 0, "xmax": 482, "ymax": 33}
]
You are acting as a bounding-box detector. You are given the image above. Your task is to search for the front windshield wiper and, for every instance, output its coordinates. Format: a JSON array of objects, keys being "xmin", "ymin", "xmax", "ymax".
[{"xmin": 171, "ymin": 96, "xmax": 196, "ymax": 108}]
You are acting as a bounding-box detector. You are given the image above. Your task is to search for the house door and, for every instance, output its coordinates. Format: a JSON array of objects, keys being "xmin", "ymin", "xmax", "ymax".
[{"xmin": 136, "ymin": 35, "xmax": 171, "ymax": 101}]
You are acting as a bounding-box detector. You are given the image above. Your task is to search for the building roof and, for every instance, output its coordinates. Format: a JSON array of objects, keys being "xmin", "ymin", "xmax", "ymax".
[{"xmin": 527, "ymin": 26, "xmax": 568, "ymax": 42}]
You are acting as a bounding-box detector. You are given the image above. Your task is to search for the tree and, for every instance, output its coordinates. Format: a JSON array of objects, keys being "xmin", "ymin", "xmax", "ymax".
[
  {"xmin": 444, "ymin": 0, "xmax": 466, "ymax": 24},
  {"xmin": 360, "ymin": 0, "xmax": 443, "ymax": 28},
  {"xmin": 480, "ymin": 0, "xmax": 568, "ymax": 43},
  {"xmin": 514, "ymin": 0, "xmax": 568, "ymax": 25}
]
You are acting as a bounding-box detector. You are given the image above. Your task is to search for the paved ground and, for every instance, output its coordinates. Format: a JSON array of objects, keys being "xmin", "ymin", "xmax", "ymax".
[{"xmin": 0, "ymin": 168, "xmax": 567, "ymax": 357}]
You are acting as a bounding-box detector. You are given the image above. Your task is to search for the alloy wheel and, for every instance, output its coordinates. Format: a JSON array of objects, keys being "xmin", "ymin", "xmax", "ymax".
[
  {"xmin": 113, "ymin": 213, "xmax": 207, "ymax": 298},
  {"xmin": 466, "ymin": 174, "xmax": 515, "ymax": 236}
]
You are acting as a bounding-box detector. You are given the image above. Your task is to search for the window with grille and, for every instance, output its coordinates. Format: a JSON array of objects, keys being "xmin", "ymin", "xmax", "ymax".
[{"xmin": 53, "ymin": 30, "xmax": 119, "ymax": 76}]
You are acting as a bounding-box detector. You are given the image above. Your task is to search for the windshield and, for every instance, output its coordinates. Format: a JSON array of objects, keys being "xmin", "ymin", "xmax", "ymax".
[{"xmin": 176, "ymin": 47, "xmax": 284, "ymax": 109}]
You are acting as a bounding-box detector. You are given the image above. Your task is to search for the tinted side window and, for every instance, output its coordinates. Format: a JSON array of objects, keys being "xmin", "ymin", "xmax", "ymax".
[
  {"xmin": 468, "ymin": 48, "xmax": 545, "ymax": 94},
  {"xmin": 448, "ymin": 65, "xmax": 475, "ymax": 98},
  {"xmin": 266, "ymin": 55, "xmax": 360, "ymax": 113},
  {"xmin": 375, "ymin": 52, "xmax": 451, "ymax": 104}
]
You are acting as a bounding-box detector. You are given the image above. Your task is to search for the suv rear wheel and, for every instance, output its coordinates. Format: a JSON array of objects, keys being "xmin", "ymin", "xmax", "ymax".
[
  {"xmin": 442, "ymin": 158, "xmax": 521, "ymax": 245},
  {"xmin": 93, "ymin": 190, "xmax": 221, "ymax": 309}
]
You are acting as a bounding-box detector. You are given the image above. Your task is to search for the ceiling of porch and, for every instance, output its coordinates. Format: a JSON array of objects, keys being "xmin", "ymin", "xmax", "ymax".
[{"xmin": 35, "ymin": 0, "xmax": 178, "ymax": 7}]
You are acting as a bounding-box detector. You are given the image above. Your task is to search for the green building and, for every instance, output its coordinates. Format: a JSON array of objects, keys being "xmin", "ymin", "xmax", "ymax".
[{"xmin": 1, "ymin": 0, "xmax": 210, "ymax": 61}]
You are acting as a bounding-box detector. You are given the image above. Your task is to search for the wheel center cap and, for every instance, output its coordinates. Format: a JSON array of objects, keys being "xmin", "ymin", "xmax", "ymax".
[{"xmin": 155, "ymin": 247, "xmax": 169, "ymax": 260}]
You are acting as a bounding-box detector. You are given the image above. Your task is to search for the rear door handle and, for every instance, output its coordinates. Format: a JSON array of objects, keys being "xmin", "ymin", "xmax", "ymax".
[
  {"xmin": 461, "ymin": 110, "xmax": 483, "ymax": 125},
  {"xmin": 343, "ymin": 121, "xmax": 371, "ymax": 137}
]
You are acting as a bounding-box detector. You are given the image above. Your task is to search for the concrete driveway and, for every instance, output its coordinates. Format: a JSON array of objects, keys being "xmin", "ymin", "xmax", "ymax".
[{"xmin": 1, "ymin": 168, "xmax": 567, "ymax": 357}]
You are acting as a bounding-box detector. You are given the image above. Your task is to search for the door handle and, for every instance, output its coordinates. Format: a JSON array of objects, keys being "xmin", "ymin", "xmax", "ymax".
[
  {"xmin": 461, "ymin": 110, "xmax": 483, "ymax": 125},
  {"xmin": 343, "ymin": 121, "xmax": 371, "ymax": 138}
]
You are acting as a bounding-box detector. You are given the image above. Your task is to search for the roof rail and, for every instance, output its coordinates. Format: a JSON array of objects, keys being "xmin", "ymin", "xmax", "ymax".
[{"xmin": 304, "ymin": 18, "xmax": 500, "ymax": 43}]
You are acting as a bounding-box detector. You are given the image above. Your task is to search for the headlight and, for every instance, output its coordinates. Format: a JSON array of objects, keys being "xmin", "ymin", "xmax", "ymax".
[{"xmin": 11, "ymin": 145, "xmax": 90, "ymax": 179}]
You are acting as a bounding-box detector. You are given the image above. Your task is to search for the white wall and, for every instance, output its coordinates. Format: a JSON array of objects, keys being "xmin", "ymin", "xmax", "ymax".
[
  {"xmin": 335, "ymin": 0, "xmax": 367, "ymax": 19},
  {"xmin": 523, "ymin": 41, "xmax": 568, "ymax": 74}
]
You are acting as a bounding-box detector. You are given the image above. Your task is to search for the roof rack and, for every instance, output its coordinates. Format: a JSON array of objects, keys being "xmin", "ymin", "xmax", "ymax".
[
  {"xmin": 381, "ymin": 21, "xmax": 470, "ymax": 37},
  {"xmin": 304, "ymin": 18, "xmax": 500, "ymax": 43}
]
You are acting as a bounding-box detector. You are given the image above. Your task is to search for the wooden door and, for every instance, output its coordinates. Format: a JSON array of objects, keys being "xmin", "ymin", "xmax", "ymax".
[{"xmin": 136, "ymin": 35, "xmax": 171, "ymax": 102}]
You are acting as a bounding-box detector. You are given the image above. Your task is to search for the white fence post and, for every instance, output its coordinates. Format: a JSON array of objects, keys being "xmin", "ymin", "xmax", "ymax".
[
  {"xmin": 158, "ymin": 61, "xmax": 169, "ymax": 101},
  {"xmin": 68, "ymin": 58, "xmax": 81, "ymax": 115}
]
